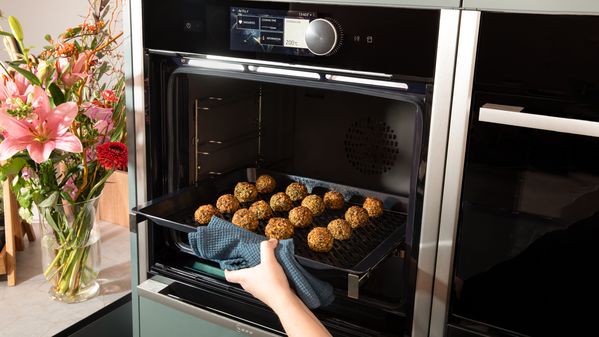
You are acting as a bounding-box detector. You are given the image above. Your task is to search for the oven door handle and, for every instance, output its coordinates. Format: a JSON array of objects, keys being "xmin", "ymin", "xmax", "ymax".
[
  {"xmin": 479, "ymin": 103, "xmax": 599, "ymax": 138},
  {"xmin": 137, "ymin": 278, "xmax": 281, "ymax": 337}
]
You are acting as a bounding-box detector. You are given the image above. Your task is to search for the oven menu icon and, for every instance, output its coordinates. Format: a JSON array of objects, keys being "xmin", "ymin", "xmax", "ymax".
[{"xmin": 230, "ymin": 7, "xmax": 315, "ymax": 56}]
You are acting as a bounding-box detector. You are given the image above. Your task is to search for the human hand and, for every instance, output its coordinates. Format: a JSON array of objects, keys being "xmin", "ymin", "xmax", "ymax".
[{"xmin": 225, "ymin": 238, "xmax": 293, "ymax": 310}]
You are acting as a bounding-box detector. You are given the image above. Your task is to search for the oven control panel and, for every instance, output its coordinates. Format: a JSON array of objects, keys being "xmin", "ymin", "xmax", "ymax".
[
  {"xmin": 144, "ymin": 0, "xmax": 441, "ymax": 78},
  {"xmin": 230, "ymin": 7, "xmax": 340, "ymax": 56}
]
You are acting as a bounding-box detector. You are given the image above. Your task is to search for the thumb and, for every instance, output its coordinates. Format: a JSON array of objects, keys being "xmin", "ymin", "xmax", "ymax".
[
  {"xmin": 260, "ymin": 238, "xmax": 278, "ymax": 265},
  {"xmin": 224, "ymin": 268, "xmax": 250, "ymax": 284}
]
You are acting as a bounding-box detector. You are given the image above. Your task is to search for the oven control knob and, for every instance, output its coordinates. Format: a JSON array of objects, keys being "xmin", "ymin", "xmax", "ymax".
[{"xmin": 305, "ymin": 18, "xmax": 338, "ymax": 56}]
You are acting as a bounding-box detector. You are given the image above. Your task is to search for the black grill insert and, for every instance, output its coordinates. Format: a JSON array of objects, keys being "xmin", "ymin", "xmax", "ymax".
[{"xmin": 135, "ymin": 169, "xmax": 406, "ymax": 276}]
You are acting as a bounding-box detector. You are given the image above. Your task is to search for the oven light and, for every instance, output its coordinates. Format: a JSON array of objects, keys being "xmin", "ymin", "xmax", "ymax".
[
  {"xmin": 250, "ymin": 66, "xmax": 321, "ymax": 80},
  {"xmin": 186, "ymin": 58, "xmax": 245, "ymax": 72},
  {"xmin": 325, "ymin": 74, "xmax": 409, "ymax": 90}
]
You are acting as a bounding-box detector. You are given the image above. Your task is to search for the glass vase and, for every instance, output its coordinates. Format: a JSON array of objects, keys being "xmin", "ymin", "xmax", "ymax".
[{"xmin": 38, "ymin": 196, "xmax": 101, "ymax": 303}]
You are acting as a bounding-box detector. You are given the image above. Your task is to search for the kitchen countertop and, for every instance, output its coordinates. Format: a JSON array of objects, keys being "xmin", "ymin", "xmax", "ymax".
[{"xmin": 0, "ymin": 220, "xmax": 131, "ymax": 337}]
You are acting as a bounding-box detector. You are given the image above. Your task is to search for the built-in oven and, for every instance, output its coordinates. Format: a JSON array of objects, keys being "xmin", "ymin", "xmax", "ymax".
[
  {"xmin": 126, "ymin": 1, "xmax": 460, "ymax": 336},
  {"xmin": 431, "ymin": 10, "xmax": 599, "ymax": 337}
]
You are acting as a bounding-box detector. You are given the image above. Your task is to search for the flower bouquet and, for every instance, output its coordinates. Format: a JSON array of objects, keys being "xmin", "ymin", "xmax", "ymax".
[{"xmin": 0, "ymin": 3, "xmax": 126, "ymax": 302}]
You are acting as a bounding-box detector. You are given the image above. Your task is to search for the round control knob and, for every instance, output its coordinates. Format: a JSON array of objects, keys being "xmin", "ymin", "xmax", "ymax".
[{"xmin": 304, "ymin": 19, "xmax": 338, "ymax": 56}]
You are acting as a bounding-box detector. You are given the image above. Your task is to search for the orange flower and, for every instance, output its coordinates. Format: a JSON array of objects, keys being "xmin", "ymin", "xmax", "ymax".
[
  {"xmin": 56, "ymin": 42, "xmax": 76, "ymax": 56},
  {"xmin": 101, "ymin": 89, "xmax": 117, "ymax": 103}
]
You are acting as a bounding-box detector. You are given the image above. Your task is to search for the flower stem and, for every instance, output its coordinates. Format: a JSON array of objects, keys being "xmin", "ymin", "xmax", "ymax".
[{"xmin": 43, "ymin": 248, "xmax": 64, "ymax": 278}]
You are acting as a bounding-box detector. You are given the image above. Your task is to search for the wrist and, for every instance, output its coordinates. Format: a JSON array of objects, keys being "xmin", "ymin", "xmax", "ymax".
[{"xmin": 268, "ymin": 287, "xmax": 297, "ymax": 313}]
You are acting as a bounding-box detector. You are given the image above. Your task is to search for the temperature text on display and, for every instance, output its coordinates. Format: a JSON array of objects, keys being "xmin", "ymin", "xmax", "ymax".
[{"xmin": 230, "ymin": 7, "xmax": 316, "ymax": 56}]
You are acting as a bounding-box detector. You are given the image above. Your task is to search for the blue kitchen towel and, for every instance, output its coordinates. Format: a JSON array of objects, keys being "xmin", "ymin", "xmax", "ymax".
[{"xmin": 188, "ymin": 216, "xmax": 335, "ymax": 309}]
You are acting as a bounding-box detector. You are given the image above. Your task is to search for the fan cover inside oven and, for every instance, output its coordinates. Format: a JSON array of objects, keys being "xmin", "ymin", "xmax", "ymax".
[{"xmin": 344, "ymin": 118, "xmax": 399, "ymax": 175}]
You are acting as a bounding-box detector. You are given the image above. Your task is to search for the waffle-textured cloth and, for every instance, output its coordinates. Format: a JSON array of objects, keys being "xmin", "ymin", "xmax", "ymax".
[{"xmin": 188, "ymin": 216, "xmax": 335, "ymax": 309}]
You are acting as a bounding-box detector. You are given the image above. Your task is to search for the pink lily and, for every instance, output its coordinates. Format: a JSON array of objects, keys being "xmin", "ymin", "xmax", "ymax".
[
  {"xmin": 56, "ymin": 51, "xmax": 91, "ymax": 87},
  {"xmin": 82, "ymin": 102, "xmax": 112, "ymax": 120},
  {"xmin": 86, "ymin": 135, "xmax": 109, "ymax": 162},
  {"xmin": 83, "ymin": 102, "xmax": 114, "ymax": 134},
  {"xmin": 0, "ymin": 86, "xmax": 83, "ymax": 163},
  {"xmin": 0, "ymin": 72, "xmax": 33, "ymax": 107},
  {"xmin": 63, "ymin": 175, "xmax": 78, "ymax": 199}
]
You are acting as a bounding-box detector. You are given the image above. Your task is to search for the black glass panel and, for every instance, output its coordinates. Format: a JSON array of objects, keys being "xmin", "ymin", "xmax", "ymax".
[
  {"xmin": 475, "ymin": 13, "xmax": 599, "ymax": 103},
  {"xmin": 451, "ymin": 96, "xmax": 599, "ymax": 336},
  {"xmin": 142, "ymin": 0, "xmax": 440, "ymax": 78},
  {"xmin": 451, "ymin": 12, "xmax": 599, "ymax": 336}
]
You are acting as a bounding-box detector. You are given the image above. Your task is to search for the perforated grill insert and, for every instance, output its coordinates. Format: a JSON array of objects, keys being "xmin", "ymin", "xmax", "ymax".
[{"xmin": 184, "ymin": 198, "xmax": 404, "ymax": 271}]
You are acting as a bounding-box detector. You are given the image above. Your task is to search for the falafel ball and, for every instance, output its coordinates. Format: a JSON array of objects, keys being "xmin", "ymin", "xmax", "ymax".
[
  {"xmin": 288, "ymin": 206, "xmax": 313, "ymax": 228},
  {"xmin": 232, "ymin": 208, "xmax": 259, "ymax": 231},
  {"xmin": 216, "ymin": 194, "xmax": 240, "ymax": 214},
  {"xmin": 323, "ymin": 191, "xmax": 344, "ymax": 210},
  {"xmin": 327, "ymin": 219, "xmax": 352, "ymax": 240},
  {"xmin": 249, "ymin": 200, "xmax": 273, "ymax": 220},
  {"xmin": 265, "ymin": 217, "xmax": 294, "ymax": 240},
  {"xmin": 345, "ymin": 206, "xmax": 369, "ymax": 228},
  {"xmin": 307, "ymin": 227, "xmax": 334, "ymax": 253},
  {"xmin": 256, "ymin": 174, "xmax": 277, "ymax": 194},
  {"xmin": 194, "ymin": 204, "xmax": 220, "ymax": 225},
  {"xmin": 285, "ymin": 182, "xmax": 308, "ymax": 202},
  {"xmin": 270, "ymin": 192, "xmax": 293, "ymax": 212},
  {"xmin": 301, "ymin": 194, "xmax": 325, "ymax": 216},
  {"xmin": 363, "ymin": 197, "xmax": 384, "ymax": 217},
  {"xmin": 234, "ymin": 182, "xmax": 258, "ymax": 203}
]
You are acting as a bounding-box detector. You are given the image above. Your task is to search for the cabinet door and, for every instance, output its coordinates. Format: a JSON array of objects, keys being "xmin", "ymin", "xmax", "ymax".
[
  {"xmin": 439, "ymin": 10, "xmax": 599, "ymax": 337},
  {"xmin": 140, "ymin": 297, "xmax": 242, "ymax": 337},
  {"xmin": 463, "ymin": 0, "xmax": 599, "ymax": 14}
]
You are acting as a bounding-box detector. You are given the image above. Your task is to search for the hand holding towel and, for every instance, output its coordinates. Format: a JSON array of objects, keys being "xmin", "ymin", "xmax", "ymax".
[{"xmin": 188, "ymin": 217, "xmax": 335, "ymax": 309}]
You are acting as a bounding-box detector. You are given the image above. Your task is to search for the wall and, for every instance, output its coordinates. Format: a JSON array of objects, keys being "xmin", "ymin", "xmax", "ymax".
[{"xmin": 0, "ymin": 0, "xmax": 90, "ymax": 61}]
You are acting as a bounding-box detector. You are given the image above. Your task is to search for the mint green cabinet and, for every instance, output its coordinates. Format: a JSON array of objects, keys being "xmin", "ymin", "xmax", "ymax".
[
  {"xmin": 137, "ymin": 278, "xmax": 280, "ymax": 337},
  {"xmin": 140, "ymin": 297, "xmax": 241, "ymax": 337}
]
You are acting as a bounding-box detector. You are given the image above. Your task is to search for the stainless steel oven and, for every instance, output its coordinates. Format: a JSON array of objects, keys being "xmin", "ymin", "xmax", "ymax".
[
  {"xmin": 125, "ymin": 1, "xmax": 460, "ymax": 336},
  {"xmin": 431, "ymin": 9, "xmax": 599, "ymax": 337}
]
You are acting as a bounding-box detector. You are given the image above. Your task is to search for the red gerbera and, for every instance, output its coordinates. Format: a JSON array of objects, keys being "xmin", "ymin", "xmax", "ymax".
[{"xmin": 97, "ymin": 142, "xmax": 128, "ymax": 170}]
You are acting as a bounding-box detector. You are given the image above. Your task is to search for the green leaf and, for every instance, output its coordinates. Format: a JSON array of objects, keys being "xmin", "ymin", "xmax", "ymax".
[
  {"xmin": 0, "ymin": 157, "xmax": 28, "ymax": 177},
  {"xmin": 9, "ymin": 59, "xmax": 27, "ymax": 65},
  {"xmin": 0, "ymin": 31, "xmax": 14, "ymax": 37},
  {"xmin": 60, "ymin": 191, "xmax": 74, "ymax": 204},
  {"xmin": 8, "ymin": 62, "xmax": 41, "ymax": 86},
  {"xmin": 18, "ymin": 207, "xmax": 33, "ymax": 224},
  {"xmin": 97, "ymin": 61, "xmax": 109, "ymax": 79},
  {"xmin": 48, "ymin": 82, "xmax": 65, "ymax": 105},
  {"xmin": 8, "ymin": 16, "xmax": 23, "ymax": 41},
  {"xmin": 68, "ymin": 26, "xmax": 82, "ymax": 36},
  {"xmin": 38, "ymin": 191, "xmax": 60, "ymax": 208},
  {"xmin": 16, "ymin": 188, "xmax": 32, "ymax": 209},
  {"xmin": 44, "ymin": 34, "xmax": 52, "ymax": 42}
]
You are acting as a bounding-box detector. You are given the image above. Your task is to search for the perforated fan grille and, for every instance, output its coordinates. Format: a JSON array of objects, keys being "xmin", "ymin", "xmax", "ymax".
[{"xmin": 344, "ymin": 118, "xmax": 399, "ymax": 175}]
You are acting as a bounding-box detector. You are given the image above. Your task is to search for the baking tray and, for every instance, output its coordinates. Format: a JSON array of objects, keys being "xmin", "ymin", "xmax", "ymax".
[{"xmin": 134, "ymin": 168, "xmax": 406, "ymax": 276}]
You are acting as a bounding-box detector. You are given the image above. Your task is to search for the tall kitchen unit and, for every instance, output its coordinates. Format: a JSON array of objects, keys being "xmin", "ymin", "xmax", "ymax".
[{"xmin": 432, "ymin": 1, "xmax": 599, "ymax": 337}]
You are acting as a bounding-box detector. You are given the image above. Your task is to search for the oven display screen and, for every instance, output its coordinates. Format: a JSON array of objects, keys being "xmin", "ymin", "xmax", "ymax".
[{"xmin": 230, "ymin": 7, "xmax": 316, "ymax": 56}]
